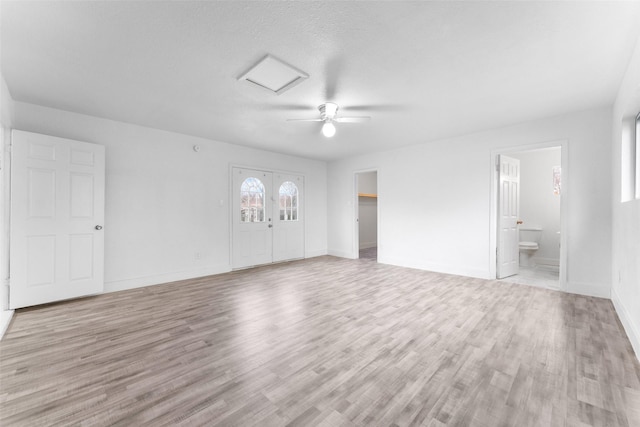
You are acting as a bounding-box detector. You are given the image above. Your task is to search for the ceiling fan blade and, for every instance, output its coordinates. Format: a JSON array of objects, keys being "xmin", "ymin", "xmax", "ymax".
[
  {"xmin": 343, "ymin": 105, "xmax": 407, "ymax": 112},
  {"xmin": 271, "ymin": 104, "xmax": 314, "ymax": 111},
  {"xmin": 286, "ymin": 118, "xmax": 323, "ymax": 122},
  {"xmin": 335, "ymin": 116, "xmax": 371, "ymax": 123}
]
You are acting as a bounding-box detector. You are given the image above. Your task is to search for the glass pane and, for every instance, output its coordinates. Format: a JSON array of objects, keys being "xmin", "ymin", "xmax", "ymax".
[
  {"xmin": 240, "ymin": 177, "xmax": 265, "ymax": 222},
  {"xmin": 279, "ymin": 181, "xmax": 298, "ymax": 221}
]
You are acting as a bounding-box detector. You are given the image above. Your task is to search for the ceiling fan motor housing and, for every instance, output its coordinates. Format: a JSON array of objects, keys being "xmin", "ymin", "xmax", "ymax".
[{"xmin": 319, "ymin": 102, "xmax": 339, "ymax": 121}]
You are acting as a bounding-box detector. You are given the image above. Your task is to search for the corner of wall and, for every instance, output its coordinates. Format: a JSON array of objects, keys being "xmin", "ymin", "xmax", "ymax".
[
  {"xmin": 611, "ymin": 286, "xmax": 640, "ymax": 361},
  {"xmin": 1, "ymin": 77, "xmax": 15, "ymax": 132},
  {"xmin": 0, "ymin": 72, "xmax": 14, "ymax": 340},
  {"xmin": 565, "ymin": 281, "xmax": 611, "ymax": 299},
  {"xmin": 305, "ymin": 249, "xmax": 328, "ymax": 258},
  {"xmin": 327, "ymin": 249, "xmax": 357, "ymax": 259},
  {"xmin": 0, "ymin": 278, "xmax": 14, "ymax": 340},
  {"xmin": 0, "ymin": 312, "xmax": 14, "ymax": 340}
]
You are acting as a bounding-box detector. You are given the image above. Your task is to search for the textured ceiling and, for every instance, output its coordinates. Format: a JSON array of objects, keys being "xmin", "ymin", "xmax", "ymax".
[{"xmin": 2, "ymin": 1, "xmax": 640, "ymax": 161}]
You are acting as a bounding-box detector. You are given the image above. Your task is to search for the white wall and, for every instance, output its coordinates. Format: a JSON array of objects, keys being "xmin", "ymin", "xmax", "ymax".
[
  {"xmin": 611, "ymin": 35, "xmax": 640, "ymax": 360},
  {"xmin": 511, "ymin": 147, "xmax": 561, "ymax": 266},
  {"xmin": 358, "ymin": 171, "xmax": 377, "ymax": 249},
  {"xmin": 0, "ymin": 74, "xmax": 15, "ymax": 338},
  {"xmin": 328, "ymin": 107, "xmax": 612, "ymax": 297},
  {"xmin": 12, "ymin": 102, "xmax": 327, "ymax": 293}
]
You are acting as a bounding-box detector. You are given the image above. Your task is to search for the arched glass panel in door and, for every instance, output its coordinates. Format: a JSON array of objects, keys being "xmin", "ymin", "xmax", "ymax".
[
  {"xmin": 279, "ymin": 181, "xmax": 298, "ymax": 221},
  {"xmin": 240, "ymin": 177, "xmax": 265, "ymax": 222}
]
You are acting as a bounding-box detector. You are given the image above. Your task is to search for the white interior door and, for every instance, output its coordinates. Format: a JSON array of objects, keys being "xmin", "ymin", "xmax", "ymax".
[
  {"xmin": 273, "ymin": 173, "xmax": 304, "ymax": 262},
  {"xmin": 232, "ymin": 168, "xmax": 273, "ymax": 269},
  {"xmin": 497, "ymin": 154, "xmax": 520, "ymax": 279},
  {"xmin": 10, "ymin": 130, "xmax": 105, "ymax": 308}
]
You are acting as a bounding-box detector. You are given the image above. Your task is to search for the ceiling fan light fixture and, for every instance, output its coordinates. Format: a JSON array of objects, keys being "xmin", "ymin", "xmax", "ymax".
[
  {"xmin": 322, "ymin": 102, "xmax": 339, "ymax": 119},
  {"xmin": 287, "ymin": 102, "xmax": 370, "ymax": 136},
  {"xmin": 322, "ymin": 121, "xmax": 336, "ymax": 138}
]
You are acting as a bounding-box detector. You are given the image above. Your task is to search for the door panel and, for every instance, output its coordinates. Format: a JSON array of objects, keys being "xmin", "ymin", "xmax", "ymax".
[
  {"xmin": 273, "ymin": 174, "xmax": 304, "ymax": 262},
  {"xmin": 253, "ymin": 230, "xmax": 268, "ymax": 256},
  {"xmin": 28, "ymin": 142, "xmax": 56, "ymax": 161},
  {"xmin": 497, "ymin": 155, "xmax": 520, "ymax": 279},
  {"xmin": 10, "ymin": 130, "xmax": 105, "ymax": 308},
  {"xmin": 69, "ymin": 234, "xmax": 94, "ymax": 280},
  {"xmin": 28, "ymin": 168, "xmax": 56, "ymax": 217},
  {"xmin": 232, "ymin": 168, "xmax": 273, "ymax": 268},
  {"xmin": 70, "ymin": 173, "xmax": 95, "ymax": 218},
  {"xmin": 26, "ymin": 235, "xmax": 56, "ymax": 286},
  {"xmin": 70, "ymin": 148, "xmax": 95, "ymax": 166}
]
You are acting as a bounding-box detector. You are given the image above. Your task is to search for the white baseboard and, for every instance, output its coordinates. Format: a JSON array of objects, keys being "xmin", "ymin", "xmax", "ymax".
[
  {"xmin": 565, "ymin": 281, "xmax": 611, "ymax": 299},
  {"xmin": 106, "ymin": 250, "xmax": 332, "ymax": 294},
  {"xmin": 533, "ymin": 257, "xmax": 560, "ymax": 267},
  {"xmin": 359, "ymin": 242, "xmax": 377, "ymax": 249},
  {"xmin": 105, "ymin": 264, "xmax": 231, "ymax": 293},
  {"xmin": 371, "ymin": 257, "xmax": 613, "ymax": 300},
  {"xmin": 379, "ymin": 256, "xmax": 490, "ymax": 280},
  {"xmin": 0, "ymin": 309, "xmax": 14, "ymax": 340},
  {"xmin": 328, "ymin": 249, "xmax": 357, "ymax": 259},
  {"xmin": 304, "ymin": 249, "xmax": 328, "ymax": 258},
  {"xmin": 611, "ymin": 286, "xmax": 640, "ymax": 363},
  {"xmin": 0, "ymin": 277, "xmax": 13, "ymax": 340}
]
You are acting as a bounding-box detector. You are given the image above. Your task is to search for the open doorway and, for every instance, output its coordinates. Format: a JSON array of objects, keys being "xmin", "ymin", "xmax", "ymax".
[
  {"xmin": 356, "ymin": 171, "xmax": 378, "ymax": 261},
  {"xmin": 494, "ymin": 145, "xmax": 565, "ymax": 290}
]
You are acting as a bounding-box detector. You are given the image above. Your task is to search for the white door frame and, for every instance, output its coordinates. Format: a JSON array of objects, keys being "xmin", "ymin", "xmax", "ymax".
[
  {"xmin": 353, "ymin": 168, "xmax": 379, "ymax": 259},
  {"xmin": 229, "ymin": 164, "xmax": 306, "ymax": 269},
  {"xmin": 489, "ymin": 140, "xmax": 568, "ymax": 290}
]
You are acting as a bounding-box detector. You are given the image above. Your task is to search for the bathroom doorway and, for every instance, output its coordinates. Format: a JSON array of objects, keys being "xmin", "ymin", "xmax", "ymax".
[
  {"xmin": 492, "ymin": 143, "xmax": 567, "ymax": 290},
  {"xmin": 356, "ymin": 171, "xmax": 378, "ymax": 261}
]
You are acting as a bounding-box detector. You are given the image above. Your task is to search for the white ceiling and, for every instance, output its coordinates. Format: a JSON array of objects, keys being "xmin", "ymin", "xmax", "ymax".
[{"xmin": 2, "ymin": 1, "xmax": 640, "ymax": 161}]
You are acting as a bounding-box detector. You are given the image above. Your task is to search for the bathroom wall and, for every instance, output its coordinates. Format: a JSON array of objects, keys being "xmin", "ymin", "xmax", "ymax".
[
  {"xmin": 512, "ymin": 147, "xmax": 562, "ymax": 266},
  {"xmin": 358, "ymin": 171, "xmax": 377, "ymax": 249}
]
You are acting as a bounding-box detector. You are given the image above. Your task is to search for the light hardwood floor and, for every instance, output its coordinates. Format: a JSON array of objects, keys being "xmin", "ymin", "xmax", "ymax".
[{"xmin": 1, "ymin": 256, "xmax": 639, "ymax": 426}]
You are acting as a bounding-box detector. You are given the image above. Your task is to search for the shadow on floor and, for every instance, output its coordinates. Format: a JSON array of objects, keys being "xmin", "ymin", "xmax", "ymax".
[{"xmin": 359, "ymin": 247, "xmax": 377, "ymax": 261}]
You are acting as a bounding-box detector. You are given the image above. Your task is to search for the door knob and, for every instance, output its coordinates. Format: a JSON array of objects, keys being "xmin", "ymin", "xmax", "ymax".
[
  {"xmin": 95, "ymin": 225, "xmax": 103, "ymax": 230},
  {"xmin": 268, "ymin": 224, "xmax": 273, "ymax": 228},
  {"xmin": 516, "ymin": 220, "xmax": 523, "ymax": 225}
]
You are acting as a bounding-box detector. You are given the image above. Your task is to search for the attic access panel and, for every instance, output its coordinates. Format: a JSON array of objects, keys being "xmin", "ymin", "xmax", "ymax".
[{"xmin": 238, "ymin": 55, "xmax": 308, "ymax": 95}]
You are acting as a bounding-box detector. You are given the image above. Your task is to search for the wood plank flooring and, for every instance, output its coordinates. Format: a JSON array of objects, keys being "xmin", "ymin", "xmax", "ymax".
[{"xmin": 1, "ymin": 255, "xmax": 639, "ymax": 426}]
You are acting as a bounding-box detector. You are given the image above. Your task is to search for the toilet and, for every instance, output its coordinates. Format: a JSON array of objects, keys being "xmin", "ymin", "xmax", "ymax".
[{"xmin": 519, "ymin": 227, "xmax": 543, "ymax": 267}]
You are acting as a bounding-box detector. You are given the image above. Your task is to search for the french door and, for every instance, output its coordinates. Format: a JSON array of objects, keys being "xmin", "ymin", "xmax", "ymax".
[
  {"xmin": 10, "ymin": 130, "xmax": 105, "ymax": 308},
  {"xmin": 232, "ymin": 167, "xmax": 304, "ymax": 269},
  {"xmin": 272, "ymin": 172, "xmax": 304, "ymax": 263}
]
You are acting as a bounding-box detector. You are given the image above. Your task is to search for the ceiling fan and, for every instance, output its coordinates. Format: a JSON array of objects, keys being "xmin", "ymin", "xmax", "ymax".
[{"xmin": 287, "ymin": 102, "xmax": 370, "ymax": 137}]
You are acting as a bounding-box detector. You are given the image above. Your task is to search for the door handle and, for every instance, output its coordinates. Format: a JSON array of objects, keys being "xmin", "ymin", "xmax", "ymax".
[
  {"xmin": 95, "ymin": 225, "xmax": 103, "ymax": 230},
  {"xmin": 268, "ymin": 224, "xmax": 273, "ymax": 228},
  {"xmin": 516, "ymin": 220, "xmax": 523, "ymax": 225}
]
